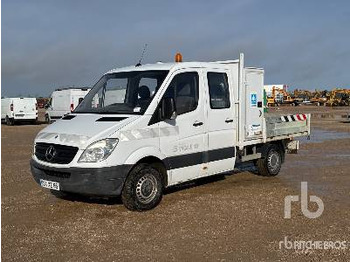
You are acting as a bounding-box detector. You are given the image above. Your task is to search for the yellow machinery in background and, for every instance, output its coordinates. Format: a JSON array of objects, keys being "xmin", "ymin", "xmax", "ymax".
[
  {"xmin": 325, "ymin": 89, "xmax": 350, "ymax": 106},
  {"xmin": 266, "ymin": 87, "xmax": 350, "ymax": 107},
  {"xmin": 292, "ymin": 89, "xmax": 312, "ymax": 104},
  {"xmin": 267, "ymin": 86, "xmax": 298, "ymax": 106},
  {"xmin": 266, "ymin": 86, "xmax": 277, "ymax": 107},
  {"xmin": 309, "ymin": 90, "xmax": 328, "ymax": 106}
]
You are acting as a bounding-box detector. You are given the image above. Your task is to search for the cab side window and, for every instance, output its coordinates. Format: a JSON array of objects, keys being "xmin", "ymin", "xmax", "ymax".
[
  {"xmin": 164, "ymin": 72, "xmax": 199, "ymax": 115},
  {"xmin": 207, "ymin": 72, "xmax": 230, "ymax": 109}
]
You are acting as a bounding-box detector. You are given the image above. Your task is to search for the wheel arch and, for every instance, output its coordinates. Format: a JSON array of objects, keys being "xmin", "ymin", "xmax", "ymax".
[
  {"xmin": 135, "ymin": 156, "xmax": 168, "ymax": 187},
  {"xmin": 257, "ymin": 140, "xmax": 286, "ymax": 163},
  {"xmin": 124, "ymin": 148, "xmax": 168, "ymax": 187}
]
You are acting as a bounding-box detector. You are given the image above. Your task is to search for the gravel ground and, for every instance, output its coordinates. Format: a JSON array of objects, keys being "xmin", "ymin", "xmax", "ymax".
[{"xmin": 1, "ymin": 106, "xmax": 350, "ymax": 261}]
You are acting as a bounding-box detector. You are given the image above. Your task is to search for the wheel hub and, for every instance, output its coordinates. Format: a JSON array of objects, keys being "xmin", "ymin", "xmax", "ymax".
[
  {"xmin": 268, "ymin": 151, "xmax": 280, "ymax": 172},
  {"xmin": 136, "ymin": 174, "xmax": 158, "ymax": 204}
]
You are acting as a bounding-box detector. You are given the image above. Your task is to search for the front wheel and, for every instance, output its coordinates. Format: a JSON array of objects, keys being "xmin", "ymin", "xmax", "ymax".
[
  {"xmin": 122, "ymin": 164, "xmax": 163, "ymax": 211},
  {"xmin": 5, "ymin": 116, "xmax": 14, "ymax": 126},
  {"xmin": 256, "ymin": 144, "xmax": 283, "ymax": 176}
]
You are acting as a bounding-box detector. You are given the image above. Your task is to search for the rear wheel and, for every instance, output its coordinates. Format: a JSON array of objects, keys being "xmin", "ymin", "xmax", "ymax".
[
  {"xmin": 122, "ymin": 163, "xmax": 163, "ymax": 211},
  {"xmin": 256, "ymin": 144, "xmax": 283, "ymax": 176},
  {"xmin": 45, "ymin": 114, "xmax": 51, "ymax": 124},
  {"xmin": 5, "ymin": 116, "xmax": 14, "ymax": 126}
]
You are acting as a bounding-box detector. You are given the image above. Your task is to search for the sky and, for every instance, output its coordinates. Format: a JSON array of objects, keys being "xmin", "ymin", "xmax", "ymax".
[{"xmin": 2, "ymin": 0, "xmax": 350, "ymax": 97}]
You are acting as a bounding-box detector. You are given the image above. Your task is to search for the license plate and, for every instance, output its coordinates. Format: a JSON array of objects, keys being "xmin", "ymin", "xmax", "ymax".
[
  {"xmin": 15, "ymin": 114, "xmax": 25, "ymax": 117},
  {"xmin": 40, "ymin": 179, "xmax": 60, "ymax": 191}
]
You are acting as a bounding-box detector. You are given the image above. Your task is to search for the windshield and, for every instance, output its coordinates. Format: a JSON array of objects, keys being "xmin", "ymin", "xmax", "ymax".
[{"xmin": 74, "ymin": 70, "xmax": 169, "ymax": 114}]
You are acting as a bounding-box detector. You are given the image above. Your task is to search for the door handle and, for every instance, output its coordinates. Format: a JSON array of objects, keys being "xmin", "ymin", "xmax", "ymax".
[
  {"xmin": 193, "ymin": 121, "xmax": 203, "ymax": 127},
  {"xmin": 225, "ymin": 118, "xmax": 233, "ymax": 123}
]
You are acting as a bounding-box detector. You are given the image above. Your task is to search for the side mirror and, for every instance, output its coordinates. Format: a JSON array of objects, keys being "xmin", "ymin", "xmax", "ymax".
[{"xmin": 161, "ymin": 97, "xmax": 177, "ymax": 120}]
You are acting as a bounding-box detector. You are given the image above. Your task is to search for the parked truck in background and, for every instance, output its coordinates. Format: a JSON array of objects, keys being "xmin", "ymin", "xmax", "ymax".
[
  {"xmin": 1, "ymin": 97, "xmax": 38, "ymax": 125},
  {"xmin": 30, "ymin": 53, "xmax": 310, "ymax": 211},
  {"xmin": 45, "ymin": 88, "xmax": 90, "ymax": 123}
]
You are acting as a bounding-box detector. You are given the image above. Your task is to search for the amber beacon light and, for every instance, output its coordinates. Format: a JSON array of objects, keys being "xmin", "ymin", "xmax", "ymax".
[{"xmin": 175, "ymin": 52, "xmax": 183, "ymax": 62}]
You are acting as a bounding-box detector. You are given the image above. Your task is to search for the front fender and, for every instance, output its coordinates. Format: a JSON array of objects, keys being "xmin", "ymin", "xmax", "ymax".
[{"xmin": 124, "ymin": 146, "xmax": 167, "ymax": 165}]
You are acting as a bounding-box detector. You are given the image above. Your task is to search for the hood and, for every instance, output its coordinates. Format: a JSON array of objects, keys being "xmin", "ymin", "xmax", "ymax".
[{"xmin": 35, "ymin": 114, "xmax": 139, "ymax": 148}]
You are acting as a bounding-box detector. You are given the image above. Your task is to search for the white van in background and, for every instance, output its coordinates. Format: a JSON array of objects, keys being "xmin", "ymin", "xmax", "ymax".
[
  {"xmin": 45, "ymin": 88, "xmax": 90, "ymax": 123},
  {"xmin": 1, "ymin": 98, "xmax": 38, "ymax": 125}
]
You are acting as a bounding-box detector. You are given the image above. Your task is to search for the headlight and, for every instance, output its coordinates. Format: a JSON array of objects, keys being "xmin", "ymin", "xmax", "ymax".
[{"xmin": 78, "ymin": 138, "xmax": 119, "ymax": 163}]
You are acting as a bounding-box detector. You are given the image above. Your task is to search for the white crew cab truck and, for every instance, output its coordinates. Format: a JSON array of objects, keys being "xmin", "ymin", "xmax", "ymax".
[
  {"xmin": 30, "ymin": 54, "xmax": 310, "ymax": 211},
  {"xmin": 45, "ymin": 88, "xmax": 90, "ymax": 122},
  {"xmin": 1, "ymin": 97, "xmax": 38, "ymax": 125}
]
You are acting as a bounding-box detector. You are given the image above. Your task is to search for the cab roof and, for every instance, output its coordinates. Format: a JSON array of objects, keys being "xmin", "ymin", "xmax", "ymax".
[{"xmin": 105, "ymin": 60, "xmax": 240, "ymax": 75}]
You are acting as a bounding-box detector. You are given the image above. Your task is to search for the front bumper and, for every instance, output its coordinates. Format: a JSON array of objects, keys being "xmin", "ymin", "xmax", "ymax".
[{"xmin": 30, "ymin": 159, "xmax": 133, "ymax": 196}]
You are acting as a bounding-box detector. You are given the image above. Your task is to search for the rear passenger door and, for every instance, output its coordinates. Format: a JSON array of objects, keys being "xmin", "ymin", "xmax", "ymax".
[{"xmin": 205, "ymin": 70, "xmax": 236, "ymax": 175}]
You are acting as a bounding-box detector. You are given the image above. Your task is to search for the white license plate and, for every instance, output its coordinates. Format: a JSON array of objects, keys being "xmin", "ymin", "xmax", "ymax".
[{"xmin": 40, "ymin": 179, "xmax": 60, "ymax": 191}]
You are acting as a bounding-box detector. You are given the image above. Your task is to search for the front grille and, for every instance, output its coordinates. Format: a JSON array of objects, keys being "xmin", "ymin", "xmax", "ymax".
[{"xmin": 35, "ymin": 143, "xmax": 79, "ymax": 164}]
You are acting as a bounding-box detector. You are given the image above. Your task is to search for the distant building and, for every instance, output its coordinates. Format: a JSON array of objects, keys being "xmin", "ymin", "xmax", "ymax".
[{"xmin": 264, "ymin": 84, "xmax": 288, "ymax": 97}]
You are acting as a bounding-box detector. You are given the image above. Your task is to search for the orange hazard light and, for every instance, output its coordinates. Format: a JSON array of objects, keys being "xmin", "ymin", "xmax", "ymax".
[{"xmin": 175, "ymin": 52, "xmax": 183, "ymax": 62}]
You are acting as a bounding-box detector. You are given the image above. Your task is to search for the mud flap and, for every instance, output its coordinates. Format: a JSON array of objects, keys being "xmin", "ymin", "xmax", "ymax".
[{"xmin": 286, "ymin": 140, "xmax": 299, "ymax": 154}]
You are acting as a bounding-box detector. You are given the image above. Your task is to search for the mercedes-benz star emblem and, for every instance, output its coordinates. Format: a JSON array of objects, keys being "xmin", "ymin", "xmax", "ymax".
[{"xmin": 45, "ymin": 146, "xmax": 56, "ymax": 162}]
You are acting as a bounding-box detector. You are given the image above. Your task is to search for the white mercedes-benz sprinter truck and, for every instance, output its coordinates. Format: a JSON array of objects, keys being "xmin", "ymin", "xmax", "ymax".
[{"xmin": 30, "ymin": 54, "xmax": 310, "ymax": 211}]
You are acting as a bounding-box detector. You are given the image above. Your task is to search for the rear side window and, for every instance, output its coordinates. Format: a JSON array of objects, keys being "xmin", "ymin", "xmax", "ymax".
[
  {"xmin": 207, "ymin": 72, "xmax": 230, "ymax": 109},
  {"xmin": 164, "ymin": 72, "xmax": 199, "ymax": 115}
]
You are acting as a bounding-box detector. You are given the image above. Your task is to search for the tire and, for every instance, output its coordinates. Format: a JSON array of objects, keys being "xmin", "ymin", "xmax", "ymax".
[
  {"xmin": 122, "ymin": 163, "xmax": 163, "ymax": 211},
  {"xmin": 256, "ymin": 144, "xmax": 282, "ymax": 176},
  {"xmin": 45, "ymin": 114, "xmax": 51, "ymax": 124},
  {"xmin": 5, "ymin": 116, "xmax": 14, "ymax": 126}
]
